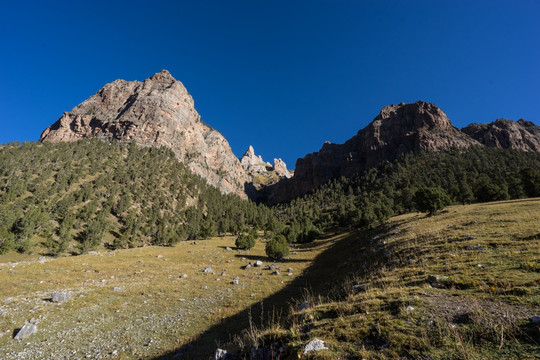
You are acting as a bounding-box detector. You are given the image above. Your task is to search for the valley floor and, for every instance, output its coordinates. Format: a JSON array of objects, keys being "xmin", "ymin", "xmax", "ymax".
[
  {"xmin": 0, "ymin": 236, "xmax": 333, "ymax": 359},
  {"xmin": 1, "ymin": 199, "xmax": 539, "ymax": 359}
]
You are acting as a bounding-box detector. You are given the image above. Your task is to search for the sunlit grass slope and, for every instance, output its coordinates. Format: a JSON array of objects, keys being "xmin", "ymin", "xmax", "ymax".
[{"xmin": 248, "ymin": 199, "xmax": 540, "ymax": 359}]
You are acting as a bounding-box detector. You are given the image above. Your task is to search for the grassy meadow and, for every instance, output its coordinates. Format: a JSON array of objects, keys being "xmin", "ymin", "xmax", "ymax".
[{"xmin": 0, "ymin": 198, "xmax": 539, "ymax": 359}]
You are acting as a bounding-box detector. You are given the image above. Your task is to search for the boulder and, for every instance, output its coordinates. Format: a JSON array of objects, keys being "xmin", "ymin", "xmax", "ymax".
[
  {"xmin": 51, "ymin": 291, "xmax": 71, "ymax": 303},
  {"xmin": 303, "ymin": 339, "xmax": 328, "ymax": 354},
  {"xmin": 213, "ymin": 348, "xmax": 235, "ymax": 360},
  {"xmin": 14, "ymin": 323, "xmax": 37, "ymax": 340}
]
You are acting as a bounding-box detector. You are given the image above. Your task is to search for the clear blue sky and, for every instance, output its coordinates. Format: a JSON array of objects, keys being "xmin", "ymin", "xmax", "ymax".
[{"xmin": 1, "ymin": 0, "xmax": 539, "ymax": 168}]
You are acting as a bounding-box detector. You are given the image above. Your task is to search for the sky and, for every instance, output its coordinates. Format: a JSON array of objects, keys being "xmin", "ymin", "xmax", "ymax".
[{"xmin": 1, "ymin": 0, "xmax": 539, "ymax": 168}]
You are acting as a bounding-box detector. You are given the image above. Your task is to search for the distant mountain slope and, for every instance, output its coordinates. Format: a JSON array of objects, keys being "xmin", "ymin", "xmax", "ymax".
[
  {"xmin": 40, "ymin": 70, "xmax": 248, "ymax": 198},
  {"xmin": 462, "ymin": 118, "xmax": 540, "ymax": 151},
  {"xmin": 268, "ymin": 101, "xmax": 479, "ymax": 203}
]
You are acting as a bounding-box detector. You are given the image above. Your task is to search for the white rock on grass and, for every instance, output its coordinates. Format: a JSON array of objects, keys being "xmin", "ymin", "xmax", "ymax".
[
  {"xmin": 203, "ymin": 267, "xmax": 213, "ymax": 273},
  {"xmin": 303, "ymin": 339, "xmax": 328, "ymax": 354},
  {"xmin": 213, "ymin": 348, "xmax": 234, "ymax": 360},
  {"xmin": 254, "ymin": 260, "xmax": 263, "ymax": 267},
  {"xmin": 51, "ymin": 292, "xmax": 71, "ymax": 303},
  {"xmin": 14, "ymin": 322, "xmax": 37, "ymax": 340}
]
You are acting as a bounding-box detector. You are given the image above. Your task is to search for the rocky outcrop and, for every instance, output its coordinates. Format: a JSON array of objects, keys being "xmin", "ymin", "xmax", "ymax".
[
  {"xmin": 462, "ymin": 119, "xmax": 540, "ymax": 152},
  {"xmin": 240, "ymin": 145, "xmax": 270, "ymax": 174},
  {"xmin": 273, "ymin": 158, "xmax": 292, "ymax": 179},
  {"xmin": 240, "ymin": 145, "xmax": 291, "ymax": 184},
  {"xmin": 40, "ymin": 70, "xmax": 248, "ymax": 198},
  {"xmin": 268, "ymin": 101, "xmax": 479, "ymax": 203}
]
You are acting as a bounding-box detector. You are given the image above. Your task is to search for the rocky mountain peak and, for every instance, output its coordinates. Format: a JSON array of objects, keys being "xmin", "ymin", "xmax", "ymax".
[
  {"xmin": 240, "ymin": 145, "xmax": 267, "ymax": 172},
  {"xmin": 462, "ymin": 118, "xmax": 540, "ymax": 152},
  {"xmin": 149, "ymin": 69, "xmax": 175, "ymax": 82},
  {"xmin": 273, "ymin": 158, "xmax": 292, "ymax": 179},
  {"xmin": 374, "ymin": 101, "xmax": 454, "ymax": 131},
  {"xmin": 40, "ymin": 70, "xmax": 248, "ymax": 198},
  {"xmin": 267, "ymin": 101, "xmax": 479, "ymax": 203}
]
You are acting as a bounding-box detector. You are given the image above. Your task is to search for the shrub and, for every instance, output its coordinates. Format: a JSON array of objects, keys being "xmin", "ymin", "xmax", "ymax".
[
  {"xmin": 265, "ymin": 235, "xmax": 290, "ymax": 259},
  {"xmin": 413, "ymin": 187, "xmax": 452, "ymax": 215},
  {"xmin": 235, "ymin": 234, "xmax": 256, "ymax": 250}
]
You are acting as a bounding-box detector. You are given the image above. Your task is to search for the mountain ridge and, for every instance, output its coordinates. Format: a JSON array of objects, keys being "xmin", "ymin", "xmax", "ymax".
[
  {"xmin": 267, "ymin": 101, "xmax": 540, "ymax": 203},
  {"xmin": 38, "ymin": 71, "xmax": 540, "ymax": 204}
]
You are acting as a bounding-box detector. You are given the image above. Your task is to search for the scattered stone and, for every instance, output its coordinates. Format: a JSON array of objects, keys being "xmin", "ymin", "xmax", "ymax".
[
  {"xmin": 250, "ymin": 293, "xmax": 256, "ymax": 297},
  {"xmin": 244, "ymin": 264, "xmax": 252, "ymax": 270},
  {"xmin": 51, "ymin": 292, "xmax": 71, "ymax": 303},
  {"xmin": 180, "ymin": 274, "xmax": 188, "ymax": 279},
  {"xmin": 14, "ymin": 322, "xmax": 37, "ymax": 340},
  {"xmin": 203, "ymin": 267, "xmax": 213, "ymax": 273},
  {"xmin": 225, "ymin": 247, "xmax": 232, "ymax": 252},
  {"xmin": 297, "ymin": 301, "xmax": 313, "ymax": 312},
  {"xmin": 221, "ymin": 272, "xmax": 226, "ymax": 276},
  {"xmin": 271, "ymin": 270, "xmax": 280, "ymax": 275},
  {"xmin": 157, "ymin": 255, "xmax": 163, "ymax": 259},
  {"xmin": 113, "ymin": 287, "xmax": 122, "ymax": 292},
  {"xmin": 287, "ymin": 273, "xmax": 293, "ymax": 276},
  {"xmin": 213, "ymin": 348, "xmax": 235, "ymax": 360},
  {"xmin": 232, "ymin": 277, "xmax": 240, "ymax": 285},
  {"xmin": 254, "ymin": 261, "xmax": 263, "ymax": 267},
  {"xmin": 287, "ymin": 268, "xmax": 293, "ymax": 273},
  {"xmin": 267, "ymin": 264, "xmax": 279, "ymax": 271},
  {"xmin": 406, "ymin": 306, "xmax": 415, "ymax": 311},
  {"xmin": 303, "ymin": 339, "xmax": 328, "ymax": 354},
  {"xmin": 201, "ymin": 286, "xmax": 208, "ymax": 289}
]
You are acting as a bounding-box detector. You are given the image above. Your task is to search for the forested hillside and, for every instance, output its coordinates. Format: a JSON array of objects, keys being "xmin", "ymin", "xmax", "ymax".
[
  {"xmin": 275, "ymin": 147, "xmax": 540, "ymax": 242},
  {"xmin": 0, "ymin": 140, "xmax": 274, "ymax": 255},
  {"xmin": 1, "ymin": 140, "xmax": 540, "ymax": 258}
]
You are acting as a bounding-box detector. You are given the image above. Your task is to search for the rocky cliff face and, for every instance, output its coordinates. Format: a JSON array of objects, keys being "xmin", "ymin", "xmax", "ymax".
[
  {"xmin": 462, "ymin": 119, "xmax": 540, "ymax": 152},
  {"xmin": 40, "ymin": 70, "xmax": 248, "ymax": 198},
  {"xmin": 268, "ymin": 101, "xmax": 479, "ymax": 203}
]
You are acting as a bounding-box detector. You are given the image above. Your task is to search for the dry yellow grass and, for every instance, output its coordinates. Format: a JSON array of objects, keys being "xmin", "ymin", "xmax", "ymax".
[{"xmin": 0, "ymin": 235, "xmax": 335, "ymax": 359}]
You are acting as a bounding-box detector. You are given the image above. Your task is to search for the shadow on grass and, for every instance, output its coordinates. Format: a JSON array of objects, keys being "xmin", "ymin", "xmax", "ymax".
[
  {"xmin": 235, "ymin": 254, "xmax": 309, "ymax": 264},
  {"xmin": 149, "ymin": 230, "xmax": 375, "ymax": 359}
]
